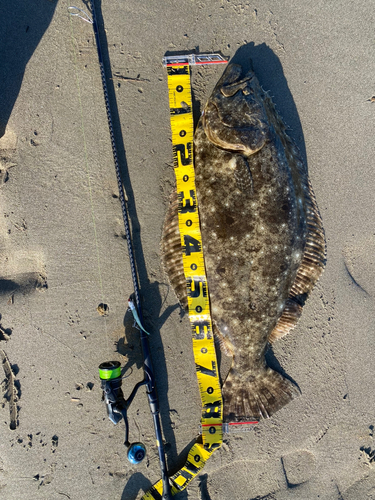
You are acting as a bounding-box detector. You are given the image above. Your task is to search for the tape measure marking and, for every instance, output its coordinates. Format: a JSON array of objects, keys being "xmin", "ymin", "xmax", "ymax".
[
  {"xmin": 142, "ymin": 62, "xmax": 224, "ymax": 499},
  {"xmin": 167, "ymin": 63, "xmax": 223, "ymax": 449}
]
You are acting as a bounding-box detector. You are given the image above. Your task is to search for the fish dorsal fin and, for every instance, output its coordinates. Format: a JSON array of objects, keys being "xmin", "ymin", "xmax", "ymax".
[{"xmin": 269, "ymin": 177, "xmax": 326, "ymax": 343}]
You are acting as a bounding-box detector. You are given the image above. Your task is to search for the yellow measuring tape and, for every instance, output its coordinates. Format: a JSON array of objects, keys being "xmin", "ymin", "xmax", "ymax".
[{"xmin": 142, "ymin": 55, "xmax": 227, "ymax": 499}]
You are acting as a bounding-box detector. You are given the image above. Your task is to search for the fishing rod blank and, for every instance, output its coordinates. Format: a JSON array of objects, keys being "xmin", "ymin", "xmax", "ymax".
[{"xmin": 69, "ymin": 3, "xmax": 173, "ymax": 499}]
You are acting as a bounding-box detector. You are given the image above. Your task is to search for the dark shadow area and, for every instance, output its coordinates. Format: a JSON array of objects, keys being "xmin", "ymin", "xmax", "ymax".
[
  {"xmin": 0, "ymin": 272, "xmax": 48, "ymax": 296},
  {"xmin": 227, "ymin": 42, "xmax": 307, "ymax": 165},
  {"xmin": 265, "ymin": 346, "xmax": 300, "ymax": 391},
  {"xmin": 120, "ymin": 472, "xmax": 152, "ymax": 500},
  {"xmin": 0, "ymin": 0, "xmax": 57, "ymax": 138},
  {"xmin": 199, "ymin": 474, "xmax": 212, "ymax": 500},
  {"xmin": 0, "ymin": 279, "xmax": 20, "ymax": 294}
]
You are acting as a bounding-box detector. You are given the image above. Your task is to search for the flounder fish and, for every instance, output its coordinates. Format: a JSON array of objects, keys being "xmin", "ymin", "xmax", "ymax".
[{"xmin": 162, "ymin": 62, "xmax": 326, "ymax": 421}]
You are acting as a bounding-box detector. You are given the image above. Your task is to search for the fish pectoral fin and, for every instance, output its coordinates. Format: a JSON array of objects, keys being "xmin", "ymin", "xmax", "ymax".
[
  {"xmin": 222, "ymin": 366, "xmax": 300, "ymax": 422},
  {"xmin": 231, "ymin": 155, "xmax": 254, "ymax": 195}
]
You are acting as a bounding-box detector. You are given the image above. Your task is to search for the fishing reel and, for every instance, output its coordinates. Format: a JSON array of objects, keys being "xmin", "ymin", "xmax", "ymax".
[{"xmin": 99, "ymin": 361, "xmax": 147, "ymax": 465}]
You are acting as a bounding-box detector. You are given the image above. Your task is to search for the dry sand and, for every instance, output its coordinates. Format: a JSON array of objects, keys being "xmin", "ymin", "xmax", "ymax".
[{"xmin": 1, "ymin": 1, "xmax": 375, "ymax": 499}]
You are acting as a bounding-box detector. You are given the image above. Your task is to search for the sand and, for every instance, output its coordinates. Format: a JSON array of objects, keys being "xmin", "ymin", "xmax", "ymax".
[{"xmin": 1, "ymin": 1, "xmax": 375, "ymax": 499}]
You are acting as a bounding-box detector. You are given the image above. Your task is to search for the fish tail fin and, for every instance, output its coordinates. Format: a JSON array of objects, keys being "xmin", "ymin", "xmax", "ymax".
[{"xmin": 222, "ymin": 365, "xmax": 300, "ymax": 421}]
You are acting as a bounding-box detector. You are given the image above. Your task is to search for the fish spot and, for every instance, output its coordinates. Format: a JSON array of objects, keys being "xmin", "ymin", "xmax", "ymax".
[{"xmin": 225, "ymin": 215, "xmax": 235, "ymax": 225}]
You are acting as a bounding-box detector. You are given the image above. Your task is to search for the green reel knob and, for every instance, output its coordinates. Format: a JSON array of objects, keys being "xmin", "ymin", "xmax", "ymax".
[{"xmin": 99, "ymin": 361, "xmax": 122, "ymax": 380}]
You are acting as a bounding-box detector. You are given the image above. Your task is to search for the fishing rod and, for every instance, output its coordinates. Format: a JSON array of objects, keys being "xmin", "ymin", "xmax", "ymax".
[{"xmin": 69, "ymin": 4, "xmax": 173, "ymax": 499}]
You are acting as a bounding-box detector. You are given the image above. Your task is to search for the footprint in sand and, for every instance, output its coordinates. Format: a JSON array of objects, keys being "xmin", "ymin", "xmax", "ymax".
[
  {"xmin": 204, "ymin": 450, "xmax": 317, "ymax": 500},
  {"xmin": 342, "ymin": 469, "xmax": 375, "ymax": 499},
  {"xmin": 343, "ymin": 236, "xmax": 375, "ymax": 297},
  {"xmin": 0, "ymin": 250, "xmax": 47, "ymax": 298},
  {"xmin": 204, "ymin": 457, "xmax": 282, "ymax": 499},
  {"xmin": 0, "ymin": 127, "xmax": 17, "ymax": 187},
  {"xmin": 0, "ymin": 349, "xmax": 19, "ymax": 430},
  {"xmin": 0, "ymin": 128, "xmax": 47, "ymax": 436},
  {"xmin": 0, "ymin": 129, "xmax": 47, "ymax": 297},
  {"xmin": 281, "ymin": 449, "xmax": 316, "ymax": 487}
]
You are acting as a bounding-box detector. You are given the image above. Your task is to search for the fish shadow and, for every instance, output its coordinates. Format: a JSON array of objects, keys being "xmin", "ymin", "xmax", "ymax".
[
  {"xmin": 265, "ymin": 346, "xmax": 300, "ymax": 391},
  {"xmin": 222, "ymin": 43, "xmax": 307, "ymax": 167},
  {"xmin": 0, "ymin": 1, "xmax": 57, "ymax": 138}
]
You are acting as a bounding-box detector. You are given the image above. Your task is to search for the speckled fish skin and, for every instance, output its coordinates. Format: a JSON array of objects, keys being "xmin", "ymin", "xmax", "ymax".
[{"xmin": 162, "ymin": 62, "xmax": 326, "ymax": 421}]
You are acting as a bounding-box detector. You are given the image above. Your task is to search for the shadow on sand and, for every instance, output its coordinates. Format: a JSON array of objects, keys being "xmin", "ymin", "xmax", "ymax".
[{"xmin": 0, "ymin": 0, "xmax": 57, "ymax": 138}]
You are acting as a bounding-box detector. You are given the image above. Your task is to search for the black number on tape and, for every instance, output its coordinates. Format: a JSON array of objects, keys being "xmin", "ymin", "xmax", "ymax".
[
  {"xmin": 195, "ymin": 361, "xmax": 217, "ymax": 378},
  {"xmin": 183, "ymin": 235, "xmax": 201, "ymax": 255},
  {"xmin": 174, "ymin": 143, "xmax": 192, "ymax": 166},
  {"xmin": 203, "ymin": 401, "xmax": 222, "ymax": 419},
  {"xmin": 178, "ymin": 190, "xmax": 196, "ymax": 213}
]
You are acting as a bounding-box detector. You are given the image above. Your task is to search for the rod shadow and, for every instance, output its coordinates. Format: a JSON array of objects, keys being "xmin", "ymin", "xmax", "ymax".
[
  {"xmin": 91, "ymin": 1, "xmax": 186, "ymax": 498},
  {"xmin": 0, "ymin": 0, "xmax": 57, "ymax": 138}
]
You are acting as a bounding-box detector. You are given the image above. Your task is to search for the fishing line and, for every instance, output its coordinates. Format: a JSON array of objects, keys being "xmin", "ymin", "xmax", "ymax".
[
  {"xmin": 69, "ymin": 3, "xmax": 173, "ymax": 498},
  {"xmin": 68, "ymin": 4, "xmax": 111, "ymax": 359}
]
